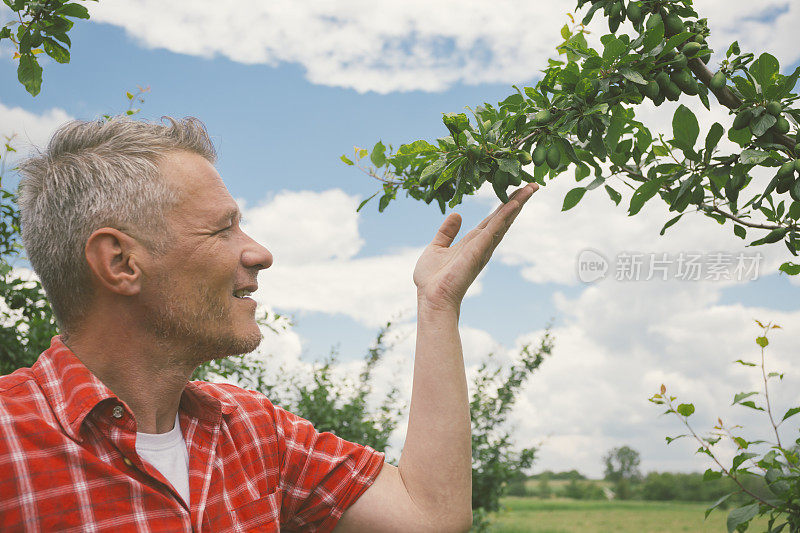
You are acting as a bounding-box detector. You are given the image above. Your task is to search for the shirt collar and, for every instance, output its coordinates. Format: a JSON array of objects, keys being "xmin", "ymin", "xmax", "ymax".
[{"xmin": 32, "ymin": 336, "xmax": 238, "ymax": 441}]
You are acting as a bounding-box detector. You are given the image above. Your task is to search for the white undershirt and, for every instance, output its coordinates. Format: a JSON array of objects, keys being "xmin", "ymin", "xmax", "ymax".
[{"xmin": 135, "ymin": 412, "xmax": 191, "ymax": 507}]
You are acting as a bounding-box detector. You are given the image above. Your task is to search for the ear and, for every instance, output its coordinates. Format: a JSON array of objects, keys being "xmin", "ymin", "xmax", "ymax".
[{"xmin": 84, "ymin": 228, "xmax": 144, "ymax": 296}]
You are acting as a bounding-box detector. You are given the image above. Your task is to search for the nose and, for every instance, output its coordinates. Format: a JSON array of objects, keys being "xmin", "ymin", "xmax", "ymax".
[{"xmin": 241, "ymin": 233, "xmax": 273, "ymax": 271}]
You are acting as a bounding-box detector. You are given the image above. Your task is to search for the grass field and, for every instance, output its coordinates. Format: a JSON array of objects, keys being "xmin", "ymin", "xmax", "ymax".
[{"xmin": 491, "ymin": 497, "xmax": 770, "ymax": 532}]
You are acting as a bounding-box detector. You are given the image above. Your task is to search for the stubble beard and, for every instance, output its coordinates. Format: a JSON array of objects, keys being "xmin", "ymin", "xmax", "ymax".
[{"xmin": 145, "ymin": 283, "xmax": 263, "ymax": 364}]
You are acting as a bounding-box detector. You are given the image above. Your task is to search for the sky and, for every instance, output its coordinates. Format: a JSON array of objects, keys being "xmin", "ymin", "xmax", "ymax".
[{"xmin": 2, "ymin": 0, "xmax": 799, "ymax": 478}]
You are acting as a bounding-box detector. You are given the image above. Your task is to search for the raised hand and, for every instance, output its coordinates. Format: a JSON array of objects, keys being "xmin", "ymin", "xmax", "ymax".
[{"xmin": 413, "ymin": 182, "xmax": 539, "ymax": 313}]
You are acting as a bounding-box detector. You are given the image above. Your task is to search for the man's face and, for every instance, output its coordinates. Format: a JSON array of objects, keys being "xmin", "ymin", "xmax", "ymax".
[{"xmin": 140, "ymin": 150, "xmax": 272, "ymax": 361}]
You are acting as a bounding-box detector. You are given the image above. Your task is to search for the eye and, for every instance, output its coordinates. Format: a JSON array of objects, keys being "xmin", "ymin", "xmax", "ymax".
[{"xmin": 214, "ymin": 222, "xmax": 234, "ymax": 235}]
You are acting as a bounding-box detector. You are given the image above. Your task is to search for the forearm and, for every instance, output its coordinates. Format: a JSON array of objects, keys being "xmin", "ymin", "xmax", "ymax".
[{"xmin": 397, "ymin": 294, "xmax": 472, "ymax": 529}]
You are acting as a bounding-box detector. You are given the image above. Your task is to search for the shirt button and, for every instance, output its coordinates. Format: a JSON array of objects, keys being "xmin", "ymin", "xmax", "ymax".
[
  {"xmin": 122, "ymin": 457, "xmax": 134, "ymax": 467},
  {"xmin": 112, "ymin": 405, "xmax": 124, "ymax": 419}
]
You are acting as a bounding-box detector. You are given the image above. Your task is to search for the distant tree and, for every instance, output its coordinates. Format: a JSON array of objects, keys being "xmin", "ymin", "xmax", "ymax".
[
  {"xmin": 193, "ymin": 320, "xmax": 406, "ymax": 453},
  {"xmin": 604, "ymin": 445, "xmax": 643, "ymax": 482},
  {"xmin": 470, "ymin": 328, "xmax": 554, "ymax": 531},
  {"xmin": 604, "ymin": 445, "xmax": 642, "ymax": 500},
  {"xmin": 651, "ymin": 320, "xmax": 800, "ymax": 531}
]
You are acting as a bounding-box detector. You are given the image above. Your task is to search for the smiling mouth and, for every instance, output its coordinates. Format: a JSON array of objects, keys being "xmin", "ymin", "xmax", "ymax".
[{"xmin": 233, "ymin": 289, "xmax": 254, "ymax": 299}]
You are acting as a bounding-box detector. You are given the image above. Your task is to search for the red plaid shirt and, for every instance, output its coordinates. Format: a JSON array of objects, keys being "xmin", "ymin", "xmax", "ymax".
[{"xmin": 0, "ymin": 336, "xmax": 385, "ymax": 532}]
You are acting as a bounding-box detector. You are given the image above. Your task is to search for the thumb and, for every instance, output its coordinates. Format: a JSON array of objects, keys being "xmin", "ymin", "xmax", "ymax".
[{"xmin": 430, "ymin": 213, "xmax": 462, "ymax": 248}]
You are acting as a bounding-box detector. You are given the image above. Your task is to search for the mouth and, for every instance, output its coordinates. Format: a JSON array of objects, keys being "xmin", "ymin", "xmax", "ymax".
[{"xmin": 232, "ymin": 287, "xmax": 257, "ymax": 303}]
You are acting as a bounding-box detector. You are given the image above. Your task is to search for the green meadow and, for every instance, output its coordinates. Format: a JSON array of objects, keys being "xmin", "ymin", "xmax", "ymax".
[{"xmin": 492, "ymin": 497, "xmax": 770, "ymax": 532}]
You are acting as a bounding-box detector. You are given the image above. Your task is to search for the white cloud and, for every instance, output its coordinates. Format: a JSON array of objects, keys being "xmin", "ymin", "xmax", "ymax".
[
  {"xmin": 0, "ymin": 100, "xmax": 72, "ymax": 164},
  {"xmin": 241, "ymin": 189, "xmax": 485, "ymax": 328},
  {"xmin": 508, "ymin": 282, "xmax": 800, "ymax": 478},
  {"xmin": 240, "ymin": 189, "xmax": 364, "ymax": 263},
  {"xmin": 85, "ymin": 0, "xmax": 798, "ymax": 93}
]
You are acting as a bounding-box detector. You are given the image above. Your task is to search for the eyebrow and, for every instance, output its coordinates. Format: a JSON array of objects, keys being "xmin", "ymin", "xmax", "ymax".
[{"xmin": 216, "ymin": 207, "xmax": 242, "ymax": 226}]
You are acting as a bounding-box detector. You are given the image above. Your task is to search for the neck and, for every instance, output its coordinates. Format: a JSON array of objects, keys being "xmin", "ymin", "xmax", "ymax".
[{"xmin": 65, "ymin": 320, "xmax": 199, "ymax": 434}]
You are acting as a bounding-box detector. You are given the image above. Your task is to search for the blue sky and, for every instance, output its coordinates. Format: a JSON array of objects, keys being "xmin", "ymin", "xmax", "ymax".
[{"xmin": 2, "ymin": 1, "xmax": 800, "ymax": 478}]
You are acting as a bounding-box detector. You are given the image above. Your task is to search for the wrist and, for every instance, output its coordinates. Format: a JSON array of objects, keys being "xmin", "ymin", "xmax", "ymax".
[{"xmin": 417, "ymin": 291, "xmax": 461, "ymax": 322}]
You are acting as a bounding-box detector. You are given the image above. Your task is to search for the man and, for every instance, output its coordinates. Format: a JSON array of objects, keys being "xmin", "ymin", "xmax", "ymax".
[{"xmin": 1, "ymin": 116, "xmax": 538, "ymax": 531}]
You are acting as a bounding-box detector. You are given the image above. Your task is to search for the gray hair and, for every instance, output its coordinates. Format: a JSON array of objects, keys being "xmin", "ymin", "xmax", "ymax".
[{"xmin": 17, "ymin": 115, "xmax": 217, "ymax": 334}]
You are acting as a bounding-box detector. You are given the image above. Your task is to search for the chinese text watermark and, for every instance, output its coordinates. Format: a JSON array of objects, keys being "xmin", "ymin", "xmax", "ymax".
[{"xmin": 576, "ymin": 249, "xmax": 763, "ymax": 283}]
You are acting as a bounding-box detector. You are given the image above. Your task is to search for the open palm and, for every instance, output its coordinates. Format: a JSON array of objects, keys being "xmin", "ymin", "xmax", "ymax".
[{"xmin": 413, "ymin": 183, "xmax": 539, "ymax": 312}]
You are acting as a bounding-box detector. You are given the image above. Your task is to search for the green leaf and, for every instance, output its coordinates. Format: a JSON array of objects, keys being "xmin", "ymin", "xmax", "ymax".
[
  {"xmin": 733, "ymin": 225, "xmax": 746, "ymax": 239},
  {"xmin": 420, "ymin": 157, "xmax": 446, "ymax": 182},
  {"xmin": 750, "ymin": 53, "xmax": 779, "ymax": 90},
  {"xmin": 396, "ymin": 139, "xmax": 437, "ymax": 156},
  {"xmin": 442, "ymin": 113, "xmax": 470, "ymax": 136},
  {"xmin": 676, "ymin": 403, "xmax": 695, "ymax": 417},
  {"xmin": 43, "ymin": 38, "xmax": 70, "ymax": 63},
  {"xmin": 601, "ymin": 34, "xmax": 626, "ymax": 62},
  {"xmin": 734, "ymin": 359, "xmax": 757, "ymax": 367},
  {"xmin": 732, "ymin": 76, "xmax": 757, "ymax": 100},
  {"xmin": 726, "ymin": 503, "xmax": 759, "ymax": 533},
  {"xmin": 728, "ymin": 127, "xmax": 751, "ymax": 147},
  {"xmin": 356, "ymin": 192, "xmax": 378, "ymax": 212},
  {"xmin": 672, "ymin": 105, "xmax": 699, "ymax": 149},
  {"xmin": 57, "ymin": 3, "xmax": 91, "ymax": 18},
  {"xmin": 750, "ymin": 114, "xmax": 777, "ymax": 137},
  {"xmin": 585, "ymin": 176, "xmax": 604, "ymax": 191},
  {"xmin": 755, "ymin": 336, "xmax": 768, "ymax": 348},
  {"xmin": 703, "ymin": 468, "xmax": 722, "ymax": 481},
  {"xmin": 575, "ymin": 163, "xmax": 591, "ymax": 182},
  {"xmin": 660, "ymin": 214, "xmax": 683, "ymax": 235},
  {"xmin": 749, "ymin": 227, "xmax": 788, "ymax": 246},
  {"xmin": 378, "ymin": 193, "xmax": 391, "ymax": 212},
  {"xmin": 340, "ymin": 155, "xmax": 354, "ymax": 166},
  {"xmin": 629, "ymin": 176, "xmax": 667, "ymax": 216},
  {"xmin": 733, "ymin": 391, "xmax": 758, "ymax": 404},
  {"xmin": 739, "ymin": 401, "xmax": 764, "ymax": 411},
  {"xmin": 50, "ymin": 32, "xmax": 71, "ymax": 47},
  {"xmin": 370, "ymin": 141, "xmax": 386, "ymax": 167},
  {"xmin": 779, "ymin": 262, "xmax": 800, "ymax": 275},
  {"xmin": 497, "ymin": 157, "xmax": 521, "ymax": 176},
  {"xmin": 704, "ymin": 123, "xmax": 724, "ymax": 158},
  {"xmin": 604, "ymin": 185, "xmax": 622, "ymax": 206},
  {"xmin": 642, "ymin": 20, "xmax": 664, "ymax": 53},
  {"xmin": 619, "ymin": 68, "xmax": 647, "ymax": 85},
  {"xmin": 663, "ymin": 32, "xmax": 693, "ymax": 53},
  {"xmin": 562, "ymin": 187, "xmax": 586, "ymax": 211},
  {"xmin": 706, "ymin": 493, "xmax": 733, "ymax": 519},
  {"xmin": 732, "ymin": 452, "xmax": 757, "ymax": 471},
  {"xmin": 739, "ymin": 149, "xmax": 770, "ymax": 165},
  {"xmin": 17, "ymin": 54, "xmax": 43, "ymax": 96},
  {"xmin": 581, "ymin": 2, "xmax": 603, "ymax": 25},
  {"xmin": 781, "ymin": 406, "xmax": 800, "ymax": 422}
]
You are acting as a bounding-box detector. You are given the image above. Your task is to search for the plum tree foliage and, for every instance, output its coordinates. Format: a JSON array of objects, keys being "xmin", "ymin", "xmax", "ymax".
[
  {"xmin": 1, "ymin": 0, "xmax": 95, "ymax": 96},
  {"xmin": 651, "ymin": 321, "xmax": 800, "ymax": 532},
  {"xmin": 345, "ymin": 0, "xmax": 800, "ymax": 276}
]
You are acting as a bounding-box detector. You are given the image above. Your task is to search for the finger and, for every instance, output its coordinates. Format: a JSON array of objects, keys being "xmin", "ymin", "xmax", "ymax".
[
  {"xmin": 459, "ymin": 183, "xmax": 539, "ymax": 249},
  {"xmin": 483, "ymin": 185, "xmax": 537, "ymax": 249},
  {"xmin": 475, "ymin": 183, "xmax": 539, "ymax": 231},
  {"xmin": 430, "ymin": 212, "xmax": 462, "ymax": 248}
]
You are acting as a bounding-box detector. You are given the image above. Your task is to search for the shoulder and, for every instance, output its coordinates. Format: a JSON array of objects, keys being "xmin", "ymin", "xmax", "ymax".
[
  {"xmin": 188, "ymin": 380, "xmax": 281, "ymax": 414},
  {"xmin": 187, "ymin": 380, "xmax": 303, "ymax": 429},
  {"xmin": 0, "ymin": 368, "xmax": 52, "ymax": 447},
  {"xmin": 187, "ymin": 381, "xmax": 323, "ymax": 444},
  {"xmin": 0, "ymin": 366, "xmax": 36, "ymax": 395},
  {"xmin": 0, "ymin": 367, "xmax": 43, "ymax": 413}
]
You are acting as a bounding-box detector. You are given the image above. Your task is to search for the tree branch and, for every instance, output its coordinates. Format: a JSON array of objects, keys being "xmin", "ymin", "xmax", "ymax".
[{"xmin": 689, "ymin": 58, "xmax": 796, "ymax": 152}]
